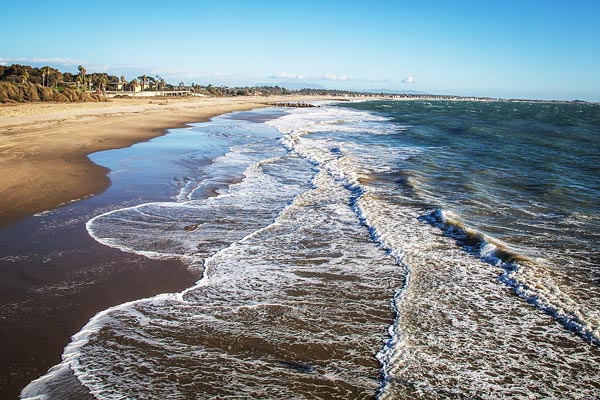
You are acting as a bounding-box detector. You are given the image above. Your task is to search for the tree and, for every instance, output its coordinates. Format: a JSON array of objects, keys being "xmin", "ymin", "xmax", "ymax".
[
  {"xmin": 147, "ymin": 76, "xmax": 156, "ymax": 90},
  {"xmin": 45, "ymin": 68, "xmax": 61, "ymax": 88},
  {"xmin": 41, "ymin": 67, "xmax": 48, "ymax": 87},
  {"xmin": 93, "ymin": 74, "xmax": 104, "ymax": 93},
  {"xmin": 77, "ymin": 65, "xmax": 87, "ymax": 89},
  {"xmin": 99, "ymin": 75, "xmax": 108, "ymax": 93},
  {"xmin": 138, "ymin": 75, "xmax": 147, "ymax": 91},
  {"xmin": 131, "ymin": 78, "xmax": 139, "ymax": 92},
  {"xmin": 63, "ymin": 72, "xmax": 76, "ymax": 82},
  {"xmin": 120, "ymin": 75, "xmax": 126, "ymax": 92}
]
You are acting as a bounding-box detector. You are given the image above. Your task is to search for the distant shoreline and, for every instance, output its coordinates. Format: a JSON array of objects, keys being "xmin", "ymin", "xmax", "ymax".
[{"xmin": 335, "ymin": 93, "xmax": 597, "ymax": 104}]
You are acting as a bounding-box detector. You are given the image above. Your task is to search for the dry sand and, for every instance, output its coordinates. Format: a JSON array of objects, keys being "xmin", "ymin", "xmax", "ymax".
[{"xmin": 0, "ymin": 96, "xmax": 331, "ymax": 227}]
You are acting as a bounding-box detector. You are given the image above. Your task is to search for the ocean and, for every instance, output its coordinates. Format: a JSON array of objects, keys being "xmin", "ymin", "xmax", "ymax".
[{"xmin": 21, "ymin": 100, "xmax": 600, "ymax": 398}]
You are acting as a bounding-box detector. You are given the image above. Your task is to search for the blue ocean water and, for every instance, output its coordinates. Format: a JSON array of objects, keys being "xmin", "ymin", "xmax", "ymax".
[
  {"xmin": 22, "ymin": 101, "xmax": 600, "ymax": 399},
  {"xmin": 341, "ymin": 100, "xmax": 600, "ymax": 268}
]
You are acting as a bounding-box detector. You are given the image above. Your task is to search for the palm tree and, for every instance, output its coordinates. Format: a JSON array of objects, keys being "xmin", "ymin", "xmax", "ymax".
[
  {"xmin": 120, "ymin": 76, "xmax": 126, "ymax": 92},
  {"xmin": 93, "ymin": 74, "xmax": 106, "ymax": 93},
  {"xmin": 41, "ymin": 68, "xmax": 47, "ymax": 87},
  {"xmin": 131, "ymin": 78, "xmax": 139, "ymax": 92},
  {"xmin": 138, "ymin": 75, "xmax": 147, "ymax": 91},
  {"xmin": 77, "ymin": 65, "xmax": 87, "ymax": 89},
  {"xmin": 147, "ymin": 76, "xmax": 156, "ymax": 90},
  {"xmin": 22, "ymin": 70, "xmax": 29, "ymax": 84},
  {"xmin": 45, "ymin": 67, "xmax": 52, "ymax": 86},
  {"xmin": 100, "ymin": 76, "xmax": 108, "ymax": 94}
]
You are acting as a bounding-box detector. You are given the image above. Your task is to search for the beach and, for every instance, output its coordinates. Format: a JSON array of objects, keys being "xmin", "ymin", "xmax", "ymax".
[
  {"xmin": 0, "ymin": 96, "xmax": 333, "ymax": 398},
  {"xmin": 3, "ymin": 99, "xmax": 599, "ymax": 399},
  {"xmin": 0, "ymin": 96, "xmax": 333, "ymax": 227}
]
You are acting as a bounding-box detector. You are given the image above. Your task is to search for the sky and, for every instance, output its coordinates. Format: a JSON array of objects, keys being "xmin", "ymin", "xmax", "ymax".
[{"xmin": 1, "ymin": 0, "xmax": 599, "ymax": 100}]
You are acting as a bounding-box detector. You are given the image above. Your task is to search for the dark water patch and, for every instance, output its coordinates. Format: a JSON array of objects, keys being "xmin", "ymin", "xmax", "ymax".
[{"xmin": 278, "ymin": 361, "xmax": 316, "ymax": 374}]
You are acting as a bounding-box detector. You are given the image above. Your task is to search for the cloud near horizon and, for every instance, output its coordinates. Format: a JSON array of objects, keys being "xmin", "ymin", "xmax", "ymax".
[
  {"xmin": 401, "ymin": 75, "xmax": 415, "ymax": 84},
  {"xmin": 321, "ymin": 73, "xmax": 349, "ymax": 81},
  {"xmin": 0, "ymin": 56, "xmax": 88, "ymax": 67},
  {"xmin": 0, "ymin": 57, "xmax": 396, "ymax": 87},
  {"xmin": 152, "ymin": 68, "xmax": 233, "ymax": 79},
  {"xmin": 270, "ymin": 72, "xmax": 306, "ymax": 80},
  {"xmin": 0, "ymin": 57, "xmax": 148, "ymax": 75},
  {"xmin": 269, "ymin": 71, "xmax": 390, "ymax": 84}
]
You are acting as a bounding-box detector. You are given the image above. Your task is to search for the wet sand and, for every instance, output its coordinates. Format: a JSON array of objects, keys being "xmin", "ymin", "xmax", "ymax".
[
  {"xmin": 0, "ymin": 215, "xmax": 197, "ymax": 398},
  {"xmin": 0, "ymin": 96, "xmax": 333, "ymax": 227}
]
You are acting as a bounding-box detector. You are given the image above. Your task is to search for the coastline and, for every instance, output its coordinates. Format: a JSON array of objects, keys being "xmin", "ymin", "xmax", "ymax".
[
  {"xmin": 0, "ymin": 95, "xmax": 334, "ymax": 228},
  {"xmin": 0, "ymin": 103, "xmax": 299, "ymax": 397}
]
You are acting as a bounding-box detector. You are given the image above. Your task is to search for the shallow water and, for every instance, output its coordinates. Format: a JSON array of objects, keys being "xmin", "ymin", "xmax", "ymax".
[{"xmin": 22, "ymin": 102, "xmax": 600, "ymax": 399}]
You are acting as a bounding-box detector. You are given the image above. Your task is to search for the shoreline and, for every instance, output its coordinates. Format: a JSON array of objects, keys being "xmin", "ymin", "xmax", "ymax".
[
  {"xmin": 0, "ymin": 95, "xmax": 336, "ymax": 228},
  {"xmin": 0, "ymin": 104, "xmax": 289, "ymax": 397}
]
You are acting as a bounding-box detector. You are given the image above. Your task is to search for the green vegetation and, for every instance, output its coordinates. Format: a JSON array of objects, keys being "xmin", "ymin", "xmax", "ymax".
[
  {"xmin": 1, "ymin": 63, "xmax": 520, "ymax": 104},
  {"xmin": 0, "ymin": 63, "xmax": 416, "ymax": 104},
  {"xmin": 195, "ymin": 84, "xmax": 291, "ymax": 97},
  {"xmin": 0, "ymin": 63, "xmax": 298, "ymax": 102}
]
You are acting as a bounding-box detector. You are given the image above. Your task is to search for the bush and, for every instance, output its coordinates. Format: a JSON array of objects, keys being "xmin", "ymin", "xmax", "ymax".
[{"xmin": 0, "ymin": 82, "xmax": 107, "ymax": 103}]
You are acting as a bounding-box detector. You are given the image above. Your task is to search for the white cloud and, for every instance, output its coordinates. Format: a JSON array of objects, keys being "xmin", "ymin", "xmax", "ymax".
[
  {"xmin": 269, "ymin": 72, "xmax": 391, "ymax": 83},
  {"xmin": 147, "ymin": 68, "xmax": 268, "ymax": 85},
  {"xmin": 87, "ymin": 63, "xmax": 140, "ymax": 72},
  {"xmin": 0, "ymin": 58, "xmax": 397, "ymax": 87},
  {"xmin": 270, "ymin": 72, "xmax": 306, "ymax": 80},
  {"xmin": 322, "ymin": 73, "xmax": 349, "ymax": 81},
  {"xmin": 401, "ymin": 75, "xmax": 415, "ymax": 84},
  {"xmin": 321, "ymin": 73, "xmax": 390, "ymax": 83},
  {"xmin": 0, "ymin": 57, "xmax": 145, "ymax": 74},
  {"xmin": 0, "ymin": 57, "xmax": 88, "ymax": 67},
  {"xmin": 151, "ymin": 68, "xmax": 237, "ymax": 79},
  {"xmin": 364, "ymin": 77, "xmax": 391, "ymax": 83}
]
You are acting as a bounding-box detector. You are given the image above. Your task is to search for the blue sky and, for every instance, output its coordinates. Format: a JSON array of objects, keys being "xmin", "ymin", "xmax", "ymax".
[{"xmin": 1, "ymin": 0, "xmax": 599, "ymax": 100}]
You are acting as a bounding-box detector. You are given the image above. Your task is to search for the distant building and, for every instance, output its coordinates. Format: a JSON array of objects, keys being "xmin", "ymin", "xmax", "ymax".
[
  {"xmin": 129, "ymin": 82, "xmax": 142, "ymax": 92},
  {"xmin": 105, "ymin": 80, "xmax": 147, "ymax": 92}
]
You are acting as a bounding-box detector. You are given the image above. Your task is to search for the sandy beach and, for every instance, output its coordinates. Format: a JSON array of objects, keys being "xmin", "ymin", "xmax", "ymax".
[{"xmin": 0, "ymin": 95, "xmax": 332, "ymax": 227}]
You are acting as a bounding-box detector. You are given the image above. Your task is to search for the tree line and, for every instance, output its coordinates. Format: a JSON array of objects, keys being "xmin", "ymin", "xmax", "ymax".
[
  {"xmin": 0, "ymin": 63, "xmax": 401, "ymax": 103},
  {"xmin": 0, "ymin": 64, "xmax": 171, "ymax": 93}
]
